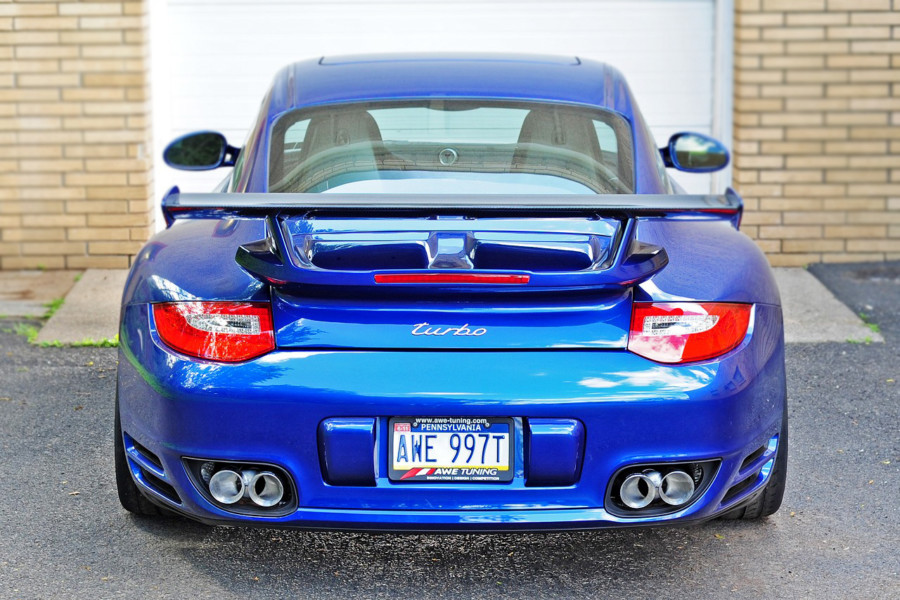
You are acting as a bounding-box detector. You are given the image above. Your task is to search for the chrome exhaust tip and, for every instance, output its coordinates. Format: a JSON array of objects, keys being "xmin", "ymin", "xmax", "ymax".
[
  {"xmin": 620, "ymin": 470, "xmax": 662, "ymax": 509},
  {"xmin": 248, "ymin": 471, "xmax": 285, "ymax": 507},
  {"xmin": 208, "ymin": 469, "xmax": 244, "ymax": 504},
  {"xmin": 659, "ymin": 470, "xmax": 695, "ymax": 506}
]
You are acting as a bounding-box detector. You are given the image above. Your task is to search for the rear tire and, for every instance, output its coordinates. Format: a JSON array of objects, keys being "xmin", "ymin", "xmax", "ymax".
[
  {"xmin": 720, "ymin": 402, "xmax": 788, "ymax": 520},
  {"xmin": 114, "ymin": 391, "xmax": 169, "ymax": 517}
]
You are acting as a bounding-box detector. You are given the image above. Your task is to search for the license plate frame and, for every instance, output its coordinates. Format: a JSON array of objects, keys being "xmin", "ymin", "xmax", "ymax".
[{"xmin": 388, "ymin": 417, "xmax": 515, "ymax": 483}]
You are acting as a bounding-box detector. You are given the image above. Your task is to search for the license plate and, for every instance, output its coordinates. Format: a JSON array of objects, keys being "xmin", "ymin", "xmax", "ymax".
[{"xmin": 388, "ymin": 417, "xmax": 514, "ymax": 482}]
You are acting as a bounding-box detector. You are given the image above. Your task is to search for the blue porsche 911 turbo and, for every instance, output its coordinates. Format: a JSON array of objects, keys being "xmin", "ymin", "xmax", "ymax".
[{"xmin": 115, "ymin": 54, "xmax": 787, "ymax": 531}]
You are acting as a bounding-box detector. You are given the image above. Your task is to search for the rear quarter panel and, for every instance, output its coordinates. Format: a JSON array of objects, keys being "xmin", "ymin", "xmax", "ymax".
[
  {"xmin": 633, "ymin": 217, "xmax": 781, "ymax": 307},
  {"xmin": 122, "ymin": 218, "xmax": 268, "ymax": 305}
]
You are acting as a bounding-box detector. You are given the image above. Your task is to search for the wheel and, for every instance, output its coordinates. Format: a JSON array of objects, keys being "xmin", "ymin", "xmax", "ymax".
[
  {"xmin": 114, "ymin": 391, "xmax": 169, "ymax": 517},
  {"xmin": 720, "ymin": 402, "xmax": 788, "ymax": 520}
]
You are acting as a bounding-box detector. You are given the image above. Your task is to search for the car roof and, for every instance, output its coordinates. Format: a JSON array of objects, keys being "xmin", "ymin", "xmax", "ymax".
[
  {"xmin": 266, "ymin": 54, "xmax": 637, "ymax": 118},
  {"xmin": 233, "ymin": 53, "xmax": 666, "ymax": 195}
]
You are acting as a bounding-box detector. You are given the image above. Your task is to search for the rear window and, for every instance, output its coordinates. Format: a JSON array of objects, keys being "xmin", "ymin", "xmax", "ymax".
[{"xmin": 268, "ymin": 100, "xmax": 634, "ymax": 194}]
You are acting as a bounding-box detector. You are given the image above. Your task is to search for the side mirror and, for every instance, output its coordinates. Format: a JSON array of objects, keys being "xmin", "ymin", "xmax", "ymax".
[
  {"xmin": 163, "ymin": 131, "xmax": 240, "ymax": 171},
  {"xmin": 661, "ymin": 132, "xmax": 729, "ymax": 173}
]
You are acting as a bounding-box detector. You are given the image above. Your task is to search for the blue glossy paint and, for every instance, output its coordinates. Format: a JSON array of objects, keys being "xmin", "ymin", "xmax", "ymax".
[
  {"xmin": 237, "ymin": 212, "xmax": 667, "ymax": 292},
  {"xmin": 224, "ymin": 211, "xmax": 673, "ymax": 306},
  {"xmin": 119, "ymin": 54, "xmax": 786, "ymax": 531},
  {"xmin": 123, "ymin": 218, "xmax": 269, "ymax": 304},
  {"xmin": 271, "ymin": 288, "xmax": 631, "ymax": 350},
  {"xmin": 117, "ymin": 301, "xmax": 784, "ymax": 530},
  {"xmin": 318, "ymin": 418, "xmax": 376, "ymax": 486},
  {"xmin": 633, "ymin": 217, "xmax": 780, "ymax": 305},
  {"xmin": 526, "ymin": 419, "xmax": 585, "ymax": 487}
]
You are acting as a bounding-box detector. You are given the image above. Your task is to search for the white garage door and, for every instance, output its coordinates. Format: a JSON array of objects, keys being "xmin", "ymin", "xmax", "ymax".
[{"xmin": 151, "ymin": 0, "xmax": 730, "ymax": 198}]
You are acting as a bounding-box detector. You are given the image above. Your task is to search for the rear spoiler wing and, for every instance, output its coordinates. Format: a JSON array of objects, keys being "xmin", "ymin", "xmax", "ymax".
[
  {"xmin": 162, "ymin": 188, "xmax": 743, "ymax": 224},
  {"xmin": 160, "ymin": 189, "xmax": 743, "ymax": 292}
]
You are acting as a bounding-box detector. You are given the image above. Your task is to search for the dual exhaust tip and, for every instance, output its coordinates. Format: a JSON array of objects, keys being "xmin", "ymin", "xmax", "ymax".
[
  {"xmin": 620, "ymin": 469, "xmax": 695, "ymax": 509},
  {"xmin": 208, "ymin": 468, "xmax": 285, "ymax": 508}
]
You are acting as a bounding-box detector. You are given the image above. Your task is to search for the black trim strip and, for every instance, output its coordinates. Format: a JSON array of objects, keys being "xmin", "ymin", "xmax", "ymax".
[{"xmin": 164, "ymin": 190, "xmax": 742, "ymax": 216}]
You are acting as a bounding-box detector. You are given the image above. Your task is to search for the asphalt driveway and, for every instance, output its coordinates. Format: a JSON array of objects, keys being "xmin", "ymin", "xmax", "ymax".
[{"xmin": 0, "ymin": 263, "xmax": 897, "ymax": 600}]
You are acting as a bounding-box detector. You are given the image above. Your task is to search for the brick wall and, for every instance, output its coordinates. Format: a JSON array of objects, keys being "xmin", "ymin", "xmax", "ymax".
[
  {"xmin": 734, "ymin": 0, "xmax": 900, "ymax": 266},
  {"xmin": 1, "ymin": 2, "xmax": 899, "ymax": 270},
  {"xmin": 0, "ymin": 1, "xmax": 152, "ymax": 270}
]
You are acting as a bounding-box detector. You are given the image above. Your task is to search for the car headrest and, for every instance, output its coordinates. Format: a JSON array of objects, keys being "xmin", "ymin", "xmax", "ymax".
[
  {"xmin": 515, "ymin": 109, "xmax": 602, "ymax": 163},
  {"xmin": 299, "ymin": 111, "xmax": 383, "ymax": 163}
]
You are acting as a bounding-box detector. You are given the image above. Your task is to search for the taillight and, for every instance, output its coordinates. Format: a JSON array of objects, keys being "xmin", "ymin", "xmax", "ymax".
[
  {"xmin": 153, "ymin": 302, "xmax": 275, "ymax": 362},
  {"xmin": 628, "ymin": 302, "xmax": 751, "ymax": 364}
]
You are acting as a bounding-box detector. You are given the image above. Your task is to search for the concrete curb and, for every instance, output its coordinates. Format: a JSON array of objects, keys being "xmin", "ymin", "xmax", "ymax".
[
  {"xmin": 0, "ymin": 270, "xmax": 80, "ymax": 318},
  {"xmin": 35, "ymin": 270, "xmax": 127, "ymax": 345},
  {"xmin": 772, "ymin": 268, "xmax": 883, "ymax": 344}
]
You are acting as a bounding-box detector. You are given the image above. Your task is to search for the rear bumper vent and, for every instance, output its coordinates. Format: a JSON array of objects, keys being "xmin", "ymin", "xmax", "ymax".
[
  {"xmin": 123, "ymin": 432, "xmax": 182, "ymax": 505},
  {"xmin": 721, "ymin": 435, "xmax": 779, "ymax": 508},
  {"xmin": 131, "ymin": 437, "xmax": 163, "ymax": 470},
  {"xmin": 722, "ymin": 471, "xmax": 756, "ymax": 504},
  {"xmin": 739, "ymin": 443, "xmax": 766, "ymax": 472}
]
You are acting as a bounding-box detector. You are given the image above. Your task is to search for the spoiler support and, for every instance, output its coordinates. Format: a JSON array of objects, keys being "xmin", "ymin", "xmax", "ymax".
[{"xmin": 160, "ymin": 190, "xmax": 743, "ymax": 292}]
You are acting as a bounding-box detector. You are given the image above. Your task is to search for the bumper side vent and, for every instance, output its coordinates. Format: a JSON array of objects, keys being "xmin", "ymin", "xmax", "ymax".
[
  {"xmin": 123, "ymin": 432, "xmax": 182, "ymax": 505},
  {"xmin": 739, "ymin": 443, "xmax": 766, "ymax": 472},
  {"xmin": 721, "ymin": 434, "xmax": 779, "ymax": 508},
  {"xmin": 722, "ymin": 472, "xmax": 756, "ymax": 504},
  {"xmin": 142, "ymin": 470, "xmax": 181, "ymax": 504},
  {"xmin": 131, "ymin": 437, "xmax": 163, "ymax": 470}
]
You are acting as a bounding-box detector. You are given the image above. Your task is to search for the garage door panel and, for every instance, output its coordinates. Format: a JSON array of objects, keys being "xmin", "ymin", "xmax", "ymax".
[{"xmin": 157, "ymin": 0, "xmax": 720, "ymax": 194}]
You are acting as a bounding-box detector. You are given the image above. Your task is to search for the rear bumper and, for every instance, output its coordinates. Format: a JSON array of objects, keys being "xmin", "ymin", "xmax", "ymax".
[{"xmin": 117, "ymin": 303, "xmax": 785, "ymax": 531}]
